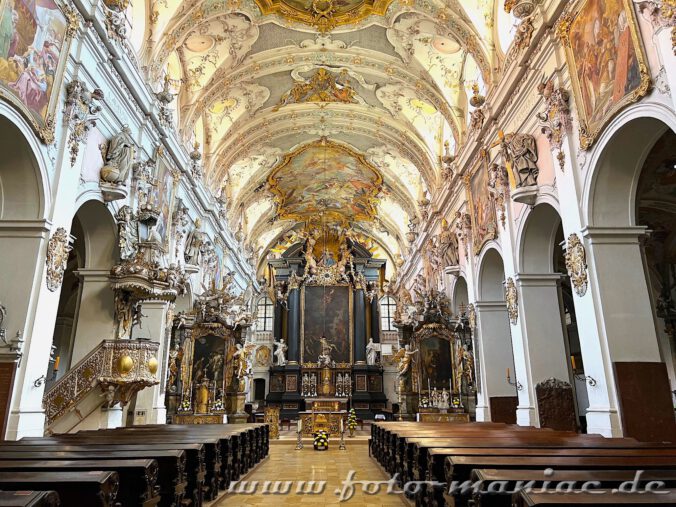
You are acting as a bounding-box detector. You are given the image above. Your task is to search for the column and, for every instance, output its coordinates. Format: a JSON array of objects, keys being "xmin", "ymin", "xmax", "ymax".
[
  {"xmin": 574, "ymin": 226, "xmax": 663, "ymax": 436},
  {"xmin": 514, "ymin": 274, "xmax": 571, "ymax": 426},
  {"xmin": 474, "ymin": 301, "xmax": 517, "ymax": 422},
  {"xmin": 354, "ymin": 288, "xmax": 366, "ymax": 364},
  {"xmin": 273, "ymin": 302, "xmax": 283, "ymax": 342},
  {"xmin": 70, "ymin": 269, "xmax": 116, "ymax": 365},
  {"xmin": 370, "ymin": 295, "xmax": 380, "ymax": 342},
  {"xmin": 286, "ymin": 288, "xmax": 300, "ymax": 364},
  {"xmin": 1, "ymin": 221, "xmax": 53, "ymax": 439},
  {"xmin": 132, "ymin": 300, "xmax": 170, "ymax": 424}
]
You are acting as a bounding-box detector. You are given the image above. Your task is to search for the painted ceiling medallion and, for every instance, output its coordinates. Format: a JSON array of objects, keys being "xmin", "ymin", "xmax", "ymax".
[
  {"xmin": 254, "ymin": 0, "xmax": 396, "ymax": 32},
  {"xmin": 267, "ymin": 138, "xmax": 383, "ymax": 225}
]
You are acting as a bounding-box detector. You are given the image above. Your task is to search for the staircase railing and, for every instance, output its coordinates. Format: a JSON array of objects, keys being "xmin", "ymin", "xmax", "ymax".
[{"xmin": 43, "ymin": 339, "xmax": 160, "ymax": 427}]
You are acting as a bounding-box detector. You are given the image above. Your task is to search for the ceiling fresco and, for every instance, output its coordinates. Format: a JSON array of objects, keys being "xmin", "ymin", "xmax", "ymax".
[{"xmin": 131, "ymin": 0, "xmax": 519, "ymax": 273}]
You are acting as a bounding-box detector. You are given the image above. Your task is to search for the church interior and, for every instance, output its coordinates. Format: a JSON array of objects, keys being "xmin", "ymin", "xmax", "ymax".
[{"xmin": 0, "ymin": 0, "xmax": 676, "ymax": 504}]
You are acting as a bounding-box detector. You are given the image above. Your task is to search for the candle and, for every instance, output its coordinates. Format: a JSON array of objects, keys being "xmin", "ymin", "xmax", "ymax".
[
  {"xmin": 571, "ymin": 356, "xmax": 577, "ymax": 370},
  {"xmin": 297, "ymin": 419, "xmax": 301, "ymax": 433},
  {"xmin": 506, "ymin": 367, "xmax": 510, "ymax": 379},
  {"xmin": 340, "ymin": 418, "xmax": 343, "ymax": 433},
  {"xmin": 53, "ymin": 356, "xmax": 60, "ymax": 370},
  {"xmin": 450, "ymin": 378, "xmax": 452, "ymax": 393}
]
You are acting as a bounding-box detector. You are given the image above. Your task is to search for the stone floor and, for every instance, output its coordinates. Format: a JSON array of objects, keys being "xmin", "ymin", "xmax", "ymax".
[{"xmin": 213, "ymin": 439, "xmax": 406, "ymax": 505}]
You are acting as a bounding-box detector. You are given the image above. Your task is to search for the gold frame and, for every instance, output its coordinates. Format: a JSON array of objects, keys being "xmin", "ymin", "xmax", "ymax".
[
  {"xmin": 556, "ymin": 0, "xmax": 651, "ymax": 150},
  {"xmin": 267, "ymin": 138, "xmax": 383, "ymax": 224},
  {"xmin": 300, "ymin": 284, "xmax": 354, "ymax": 364},
  {"xmin": 254, "ymin": 0, "xmax": 395, "ymax": 32},
  {"xmin": 465, "ymin": 152, "xmax": 498, "ymax": 255},
  {"xmin": 0, "ymin": 0, "xmax": 77, "ymax": 144}
]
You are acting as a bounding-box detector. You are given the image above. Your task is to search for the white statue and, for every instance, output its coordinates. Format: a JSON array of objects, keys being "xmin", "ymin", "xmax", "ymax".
[
  {"xmin": 273, "ymin": 338, "xmax": 287, "ymax": 366},
  {"xmin": 100, "ymin": 126, "xmax": 135, "ymax": 185},
  {"xmin": 366, "ymin": 337, "xmax": 378, "ymax": 366},
  {"xmin": 184, "ymin": 223, "xmax": 206, "ymax": 265}
]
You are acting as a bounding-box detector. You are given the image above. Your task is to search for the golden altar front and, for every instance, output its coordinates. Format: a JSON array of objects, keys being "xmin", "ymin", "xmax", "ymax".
[{"xmin": 299, "ymin": 399, "xmax": 347, "ymax": 436}]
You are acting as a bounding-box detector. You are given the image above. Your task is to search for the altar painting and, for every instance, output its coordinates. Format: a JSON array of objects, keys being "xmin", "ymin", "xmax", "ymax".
[
  {"xmin": 559, "ymin": 0, "xmax": 650, "ymax": 149},
  {"xmin": 467, "ymin": 157, "xmax": 497, "ymax": 254},
  {"xmin": 419, "ymin": 336, "xmax": 452, "ymax": 391},
  {"xmin": 302, "ymin": 285, "xmax": 351, "ymax": 363},
  {"xmin": 191, "ymin": 335, "xmax": 225, "ymax": 389},
  {"xmin": 0, "ymin": 0, "xmax": 72, "ymax": 141}
]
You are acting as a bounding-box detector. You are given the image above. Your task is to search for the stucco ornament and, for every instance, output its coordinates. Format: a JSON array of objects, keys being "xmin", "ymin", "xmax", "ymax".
[
  {"xmin": 46, "ymin": 227, "xmax": 72, "ymax": 292},
  {"xmin": 505, "ymin": 277, "xmax": 518, "ymax": 325},
  {"xmin": 564, "ymin": 233, "xmax": 589, "ymax": 297}
]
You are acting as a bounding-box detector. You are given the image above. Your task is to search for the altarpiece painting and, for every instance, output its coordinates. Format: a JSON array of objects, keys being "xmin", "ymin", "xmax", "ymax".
[{"xmin": 302, "ymin": 285, "xmax": 352, "ymax": 364}]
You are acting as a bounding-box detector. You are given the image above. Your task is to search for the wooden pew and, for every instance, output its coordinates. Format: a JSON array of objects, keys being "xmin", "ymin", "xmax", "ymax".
[
  {"xmin": 0, "ymin": 459, "xmax": 159, "ymax": 506},
  {"xmin": 0, "ymin": 491, "xmax": 60, "ymax": 507},
  {"xmin": 13, "ymin": 440, "xmax": 205, "ymax": 507},
  {"xmin": 513, "ymin": 490, "xmax": 676, "ymax": 506},
  {"xmin": 0, "ymin": 471, "xmax": 119, "ymax": 507},
  {"xmin": 469, "ymin": 469, "xmax": 676, "ymax": 507},
  {"xmin": 0, "ymin": 447, "xmax": 186, "ymax": 507}
]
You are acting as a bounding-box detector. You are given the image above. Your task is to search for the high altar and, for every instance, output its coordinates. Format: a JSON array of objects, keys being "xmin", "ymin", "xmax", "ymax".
[{"xmin": 265, "ymin": 229, "xmax": 387, "ymax": 419}]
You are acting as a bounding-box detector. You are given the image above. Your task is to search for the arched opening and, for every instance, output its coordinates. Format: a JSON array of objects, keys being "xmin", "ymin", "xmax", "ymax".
[
  {"xmin": 452, "ymin": 277, "xmax": 469, "ymax": 315},
  {"xmin": 636, "ymin": 129, "xmax": 676, "ymax": 401},
  {"xmin": 585, "ymin": 115, "xmax": 676, "ymax": 441},
  {"xmin": 476, "ymin": 248, "xmax": 517, "ymax": 423},
  {"xmin": 49, "ymin": 201, "xmax": 118, "ymax": 384},
  {"xmin": 519, "ymin": 203, "xmax": 585, "ymax": 432},
  {"xmin": 0, "ymin": 115, "xmax": 47, "ymax": 438}
]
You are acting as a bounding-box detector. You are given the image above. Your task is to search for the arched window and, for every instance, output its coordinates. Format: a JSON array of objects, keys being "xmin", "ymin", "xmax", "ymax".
[
  {"xmin": 257, "ymin": 296, "xmax": 274, "ymax": 331},
  {"xmin": 380, "ymin": 296, "xmax": 397, "ymax": 332}
]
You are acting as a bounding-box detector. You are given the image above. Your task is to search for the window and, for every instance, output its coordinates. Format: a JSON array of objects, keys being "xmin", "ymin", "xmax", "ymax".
[
  {"xmin": 380, "ymin": 296, "xmax": 397, "ymax": 332},
  {"xmin": 256, "ymin": 297, "xmax": 274, "ymax": 331}
]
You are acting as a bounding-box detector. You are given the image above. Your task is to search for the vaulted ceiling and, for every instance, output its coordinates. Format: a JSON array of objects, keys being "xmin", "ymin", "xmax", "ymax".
[{"xmin": 131, "ymin": 0, "xmax": 518, "ymax": 275}]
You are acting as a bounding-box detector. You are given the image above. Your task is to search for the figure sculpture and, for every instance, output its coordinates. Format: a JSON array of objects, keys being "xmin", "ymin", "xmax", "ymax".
[
  {"xmin": 100, "ymin": 126, "xmax": 135, "ymax": 185},
  {"xmin": 184, "ymin": 222, "xmax": 206, "ymax": 265},
  {"xmin": 366, "ymin": 337, "xmax": 378, "ymax": 366},
  {"xmin": 394, "ymin": 344, "xmax": 418, "ymax": 377},
  {"xmin": 273, "ymin": 338, "xmax": 287, "ymax": 366},
  {"xmin": 500, "ymin": 132, "xmax": 539, "ymax": 187}
]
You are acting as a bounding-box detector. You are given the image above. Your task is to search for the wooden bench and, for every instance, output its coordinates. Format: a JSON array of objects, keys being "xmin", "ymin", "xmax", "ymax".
[
  {"xmin": 0, "ymin": 471, "xmax": 119, "ymax": 507},
  {"xmin": 513, "ymin": 490, "xmax": 676, "ymax": 506},
  {"xmin": 469, "ymin": 469, "xmax": 676, "ymax": 507},
  {"xmin": 0, "ymin": 459, "xmax": 160, "ymax": 506},
  {"xmin": 0, "ymin": 491, "xmax": 59, "ymax": 507}
]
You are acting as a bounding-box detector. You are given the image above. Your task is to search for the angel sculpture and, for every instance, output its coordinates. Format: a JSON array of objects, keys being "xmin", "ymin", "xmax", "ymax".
[
  {"xmin": 232, "ymin": 342, "xmax": 256, "ymax": 380},
  {"xmin": 393, "ymin": 344, "xmax": 418, "ymax": 377}
]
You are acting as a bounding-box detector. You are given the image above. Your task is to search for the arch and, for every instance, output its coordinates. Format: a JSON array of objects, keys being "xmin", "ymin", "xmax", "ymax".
[
  {"xmin": 452, "ymin": 276, "xmax": 469, "ymax": 315},
  {"xmin": 478, "ymin": 248, "xmax": 505, "ymax": 301},
  {"xmin": 518, "ymin": 203, "xmax": 562, "ymax": 273},
  {"xmin": 71, "ymin": 200, "xmax": 118, "ymax": 269},
  {"xmin": 585, "ymin": 105, "xmax": 676, "ymax": 228},
  {"xmin": 0, "ymin": 114, "xmax": 46, "ymax": 220}
]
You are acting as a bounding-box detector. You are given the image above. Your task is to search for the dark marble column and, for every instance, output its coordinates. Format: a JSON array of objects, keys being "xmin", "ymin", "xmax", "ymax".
[
  {"xmin": 274, "ymin": 302, "xmax": 283, "ymax": 342},
  {"xmin": 370, "ymin": 295, "xmax": 380, "ymax": 343},
  {"xmin": 286, "ymin": 288, "xmax": 301, "ymax": 363},
  {"xmin": 354, "ymin": 288, "xmax": 366, "ymax": 364}
]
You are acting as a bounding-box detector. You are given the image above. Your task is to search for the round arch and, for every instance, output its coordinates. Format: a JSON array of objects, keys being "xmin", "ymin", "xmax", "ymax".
[
  {"xmin": 517, "ymin": 203, "xmax": 562, "ymax": 273},
  {"xmin": 452, "ymin": 276, "xmax": 469, "ymax": 315},
  {"xmin": 584, "ymin": 104, "xmax": 676, "ymax": 228},
  {"xmin": 477, "ymin": 247, "xmax": 505, "ymax": 301}
]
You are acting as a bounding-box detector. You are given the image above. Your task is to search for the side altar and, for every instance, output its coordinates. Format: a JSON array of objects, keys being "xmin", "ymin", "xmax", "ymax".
[{"xmin": 264, "ymin": 229, "xmax": 387, "ymax": 419}]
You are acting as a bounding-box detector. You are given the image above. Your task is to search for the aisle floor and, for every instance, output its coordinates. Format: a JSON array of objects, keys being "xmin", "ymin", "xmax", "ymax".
[{"xmin": 215, "ymin": 440, "xmax": 407, "ymax": 505}]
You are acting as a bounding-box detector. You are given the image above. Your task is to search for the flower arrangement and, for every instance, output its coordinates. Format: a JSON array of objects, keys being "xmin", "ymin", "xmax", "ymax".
[
  {"xmin": 313, "ymin": 430, "xmax": 329, "ymax": 450},
  {"xmin": 347, "ymin": 408, "xmax": 357, "ymax": 437},
  {"xmin": 179, "ymin": 397, "xmax": 192, "ymax": 412},
  {"xmin": 211, "ymin": 399, "xmax": 224, "ymax": 411}
]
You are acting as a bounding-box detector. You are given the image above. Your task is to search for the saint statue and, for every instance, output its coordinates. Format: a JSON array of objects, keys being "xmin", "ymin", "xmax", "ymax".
[
  {"xmin": 273, "ymin": 338, "xmax": 287, "ymax": 366},
  {"xmin": 318, "ymin": 335, "xmax": 336, "ymax": 367},
  {"xmin": 365, "ymin": 337, "xmax": 378, "ymax": 366},
  {"xmin": 184, "ymin": 222, "xmax": 206, "ymax": 265},
  {"xmin": 500, "ymin": 132, "xmax": 539, "ymax": 187},
  {"xmin": 438, "ymin": 219, "xmax": 459, "ymax": 267},
  {"xmin": 100, "ymin": 126, "xmax": 135, "ymax": 185}
]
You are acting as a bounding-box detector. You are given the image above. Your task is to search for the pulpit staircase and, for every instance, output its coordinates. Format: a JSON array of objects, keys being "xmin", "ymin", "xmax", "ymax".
[{"xmin": 42, "ymin": 339, "xmax": 160, "ymax": 434}]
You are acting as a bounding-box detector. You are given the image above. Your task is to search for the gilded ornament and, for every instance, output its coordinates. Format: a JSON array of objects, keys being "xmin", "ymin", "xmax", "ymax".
[
  {"xmin": 45, "ymin": 227, "xmax": 72, "ymax": 292},
  {"xmin": 118, "ymin": 355, "xmax": 134, "ymax": 375},
  {"xmin": 147, "ymin": 356, "xmax": 159, "ymax": 375},
  {"xmin": 505, "ymin": 277, "xmax": 518, "ymax": 325},
  {"xmin": 564, "ymin": 233, "xmax": 589, "ymax": 297}
]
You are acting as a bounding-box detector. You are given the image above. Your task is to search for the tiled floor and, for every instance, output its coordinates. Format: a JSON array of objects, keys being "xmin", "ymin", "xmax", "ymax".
[{"xmin": 215, "ymin": 439, "xmax": 407, "ymax": 505}]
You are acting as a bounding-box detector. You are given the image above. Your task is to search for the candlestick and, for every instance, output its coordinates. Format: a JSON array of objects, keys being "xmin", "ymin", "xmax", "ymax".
[
  {"xmin": 297, "ymin": 418, "xmax": 302, "ymax": 433},
  {"xmin": 506, "ymin": 367, "xmax": 510, "ymax": 379},
  {"xmin": 53, "ymin": 356, "xmax": 60, "ymax": 370},
  {"xmin": 571, "ymin": 356, "xmax": 577, "ymax": 370}
]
